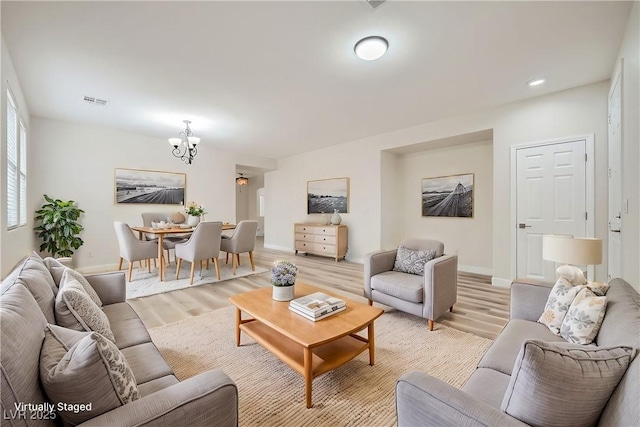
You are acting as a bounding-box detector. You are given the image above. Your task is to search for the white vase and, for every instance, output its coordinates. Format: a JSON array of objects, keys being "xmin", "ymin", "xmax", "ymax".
[
  {"xmin": 187, "ymin": 215, "xmax": 201, "ymax": 227},
  {"xmin": 330, "ymin": 209, "xmax": 342, "ymax": 225},
  {"xmin": 272, "ymin": 284, "xmax": 295, "ymax": 301}
]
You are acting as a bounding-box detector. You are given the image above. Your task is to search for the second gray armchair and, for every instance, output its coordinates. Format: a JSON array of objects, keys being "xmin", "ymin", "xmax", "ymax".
[
  {"xmin": 220, "ymin": 220, "xmax": 258, "ymax": 275},
  {"xmin": 364, "ymin": 238, "xmax": 458, "ymax": 331}
]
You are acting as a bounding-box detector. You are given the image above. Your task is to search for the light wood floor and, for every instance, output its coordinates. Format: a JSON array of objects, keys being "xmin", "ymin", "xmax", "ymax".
[{"xmin": 128, "ymin": 238, "xmax": 511, "ymax": 339}]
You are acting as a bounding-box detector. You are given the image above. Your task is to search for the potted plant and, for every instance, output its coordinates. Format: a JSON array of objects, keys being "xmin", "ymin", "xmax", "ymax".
[
  {"xmin": 185, "ymin": 201, "xmax": 206, "ymax": 226},
  {"xmin": 271, "ymin": 260, "xmax": 298, "ymax": 301},
  {"xmin": 34, "ymin": 195, "xmax": 85, "ymax": 264}
]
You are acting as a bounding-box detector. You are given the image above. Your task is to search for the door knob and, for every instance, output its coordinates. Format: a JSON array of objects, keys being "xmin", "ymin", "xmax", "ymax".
[{"xmin": 518, "ymin": 223, "xmax": 532, "ymax": 229}]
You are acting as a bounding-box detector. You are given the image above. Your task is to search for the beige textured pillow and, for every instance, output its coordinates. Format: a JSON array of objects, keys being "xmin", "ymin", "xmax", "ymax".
[
  {"xmin": 538, "ymin": 277, "xmax": 584, "ymax": 335},
  {"xmin": 44, "ymin": 257, "xmax": 67, "ymax": 288},
  {"xmin": 560, "ymin": 288, "xmax": 607, "ymax": 345},
  {"xmin": 40, "ymin": 325, "xmax": 139, "ymax": 425},
  {"xmin": 55, "ymin": 276, "xmax": 115, "ymax": 343},
  {"xmin": 501, "ymin": 340, "xmax": 634, "ymax": 427},
  {"xmin": 60, "ymin": 268, "xmax": 102, "ymax": 307}
]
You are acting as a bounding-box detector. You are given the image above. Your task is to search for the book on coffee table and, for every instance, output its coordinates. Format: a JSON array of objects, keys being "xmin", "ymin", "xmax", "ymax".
[
  {"xmin": 289, "ymin": 292, "xmax": 346, "ymax": 317},
  {"xmin": 289, "ymin": 304, "xmax": 346, "ymax": 321}
]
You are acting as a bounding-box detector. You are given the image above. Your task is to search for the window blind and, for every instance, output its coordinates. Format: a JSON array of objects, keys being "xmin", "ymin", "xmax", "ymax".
[
  {"xmin": 19, "ymin": 121, "xmax": 27, "ymax": 226},
  {"xmin": 6, "ymin": 92, "xmax": 18, "ymax": 229}
]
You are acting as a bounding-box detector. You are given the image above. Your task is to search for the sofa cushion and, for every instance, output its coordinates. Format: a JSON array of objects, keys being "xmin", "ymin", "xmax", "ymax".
[
  {"xmin": 477, "ymin": 319, "xmax": 565, "ymax": 376},
  {"xmin": 560, "ymin": 288, "xmax": 607, "ymax": 345},
  {"xmin": 5, "ymin": 253, "xmax": 58, "ymax": 323},
  {"xmin": 538, "ymin": 277, "xmax": 584, "ymax": 335},
  {"xmin": 0, "ymin": 283, "xmax": 50, "ymax": 424},
  {"xmin": 501, "ymin": 340, "xmax": 635, "ymax": 427},
  {"xmin": 393, "ymin": 245, "xmax": 436, "ymax": 276},
  {"xmin": 44, "ymin": 256, "xmax": 66, "ymax": 289},
  {"xmin": 55, "ymin": 274, "xmax": 115, "ymax": 343},
  {"xmin": 461, "ymin": 368, "xmax": 511, "ymax": 409},
  {"xmin": 61, "ymin": 268, "xmax": 102, "ymax": 307},
  {"xmin": 103, "ymin": 303, "xmax": 152, "ymax": 349},
  {"xmin": 40, "ymin": 325, "xmax": 139, "ymax": 425},
  {"xmin": 370, "ymin": 271, "xmax": 424, "ymax": 303},
  {"xmin": 120, "ymin": 342, "xmax": 174, "ymax": 384},
  {"xmin": 137, "ymin": 375, "xmax": 180, "ymax": 397}
]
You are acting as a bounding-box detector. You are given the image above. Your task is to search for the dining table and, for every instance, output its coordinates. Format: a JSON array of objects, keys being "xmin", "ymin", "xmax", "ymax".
[{"xmin": 131, "ymin": 223, "xmax": 236, "ymax": 281}]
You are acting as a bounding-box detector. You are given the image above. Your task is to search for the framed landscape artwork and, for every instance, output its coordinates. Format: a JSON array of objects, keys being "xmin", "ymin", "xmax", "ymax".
[
  {"xmin": 421, "ymin": 173, "xmax": 473, "ymax": 218},
  {"xmin": 307, "ymin": 177, "xmax": 349, "ymax": 214},
  {"xmin": 115, "ymin": 168, "xmax": 186, "ymax": 205}
]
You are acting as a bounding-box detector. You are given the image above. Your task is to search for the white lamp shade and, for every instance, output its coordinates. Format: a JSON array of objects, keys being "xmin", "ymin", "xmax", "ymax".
[
  {"xmin": 187, "ymin": 136, "xmax": 200, "ymax": 146},
  {"xmin": 354, "ymin": 36, "xmax": 388, "ymax": 61},
  {"xmin": 542, "ymin": 235, "xmax": 602, "ymax": 265},
  {"xmin": 169, "ymin": 138, "xmax": 182, "ymax": 147}
]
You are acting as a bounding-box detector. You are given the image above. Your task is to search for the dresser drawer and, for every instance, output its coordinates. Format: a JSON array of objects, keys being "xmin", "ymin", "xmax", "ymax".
[
  {"xmin": 314, "ymin": 235, "xmax": 336, "ymax": 245},
  {"xmin": 315, "ymin": 227, "xmax": 336, "ymax": 236},
  {"xmin": 295, "ymin": 241, "xmax": 313, "ymax": 251},
  {"xmin": 314, "ymin": 243, "xmax": 336, "ymax": 254},
  {"xmin": 295, "ymin": 233, "xmax": 315, "ymax": 242},
  {"xmin": 295, "ymin": 225, "xmax": 316, "ymax": 233}
]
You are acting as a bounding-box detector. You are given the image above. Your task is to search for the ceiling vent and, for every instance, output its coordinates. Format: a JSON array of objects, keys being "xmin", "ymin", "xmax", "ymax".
[
  {"xmin": 83, "ymin": 96, "xmax": 108, "ymax": 106},
  {"xmin": 364, "ymin": 0, "xmax": 388, "ymax": 11}
]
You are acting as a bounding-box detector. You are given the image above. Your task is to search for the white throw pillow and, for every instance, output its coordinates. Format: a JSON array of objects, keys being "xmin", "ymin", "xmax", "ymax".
[
  {"xmin": 538, "ymin": 277, "xmax": 584, "ymax": 335},
  {"xmin": 555, "ymin": 265, "xmax": 587, "ymax": 285},
  {"xmin": 560, "ymin": 288, "xmax": 607, "ymax": 345}
]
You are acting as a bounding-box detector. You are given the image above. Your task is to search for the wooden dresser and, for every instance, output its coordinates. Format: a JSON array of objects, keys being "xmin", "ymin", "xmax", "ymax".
[{"xmin": 294, "ymin": 223, "xmax": 348, "ymax": 262}]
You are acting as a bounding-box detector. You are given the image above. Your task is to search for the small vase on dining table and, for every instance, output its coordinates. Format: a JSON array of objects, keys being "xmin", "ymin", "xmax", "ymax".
[{"xmin": 187, "ymin": 215, "xmax": 201, "ymax": 227}]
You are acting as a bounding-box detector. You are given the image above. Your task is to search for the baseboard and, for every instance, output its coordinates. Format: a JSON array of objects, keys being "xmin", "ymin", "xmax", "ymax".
[
  {"xmin": 77, "ymin": 263, "xmax": 119, "ymax": 275},
  {"xmin": 491, "ymin": 277, "xmax": 512, "ymax": 288},
  {"xmin": 458, "ymin": 264, "xmax": 492, "ymax": 276},
  {"xmin": 263, "ymin": 243, "xmax": 295, "ymax": 252}
]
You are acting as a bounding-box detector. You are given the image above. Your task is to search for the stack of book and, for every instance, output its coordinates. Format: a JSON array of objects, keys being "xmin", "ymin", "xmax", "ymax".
[{"xmin": 289, "ymin": 292, "xmax": 346, "ymax": 321}]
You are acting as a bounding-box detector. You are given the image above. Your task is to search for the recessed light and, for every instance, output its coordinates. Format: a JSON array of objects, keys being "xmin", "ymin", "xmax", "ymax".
[
  {"xmin": 354, "ymin": 36, "xmax": 388, "ymax": 61},
  {"xmin": 527, "ymin": 78, "xmax": 546, "ymax": 87}
]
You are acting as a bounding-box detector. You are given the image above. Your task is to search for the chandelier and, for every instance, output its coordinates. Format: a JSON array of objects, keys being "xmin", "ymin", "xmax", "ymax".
[{"xmin": 169, "ymin": 120, "xmax": 200, "ymax": 164}]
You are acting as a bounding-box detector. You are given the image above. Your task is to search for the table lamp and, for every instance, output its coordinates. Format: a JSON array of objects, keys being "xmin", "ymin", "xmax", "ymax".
[{"xmin": 542, "ymin": 235, "xmax": 602, "ymax": 280}]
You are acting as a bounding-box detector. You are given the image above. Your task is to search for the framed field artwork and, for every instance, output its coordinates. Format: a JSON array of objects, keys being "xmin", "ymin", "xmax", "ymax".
[
  {"xmin": 421, "ymin": 173, "xmax": 473, "ymax": 218},
  {"xmin": 307, "ymin": 177, "xmax": 349, "ymax": 214},
  {"xmin": 115, "ymin": 168, "xmax": 186, "ymax": 205}
]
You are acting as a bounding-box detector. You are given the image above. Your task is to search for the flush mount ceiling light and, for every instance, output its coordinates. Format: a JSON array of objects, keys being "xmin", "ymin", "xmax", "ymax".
[
  {"xmin": 169, "ymin": 120, "xmax": 200, "ymax": 165},
  {"xmin": 354, "ymin": 36, "xmax": 388, "ymax": 61},
  {"xmin": 236, "ymin": 173, "xmax": 249, "ymax": 186},
  {"xmin": 527, "ymin": 78, "xmax": 546, "ymax": 87}
]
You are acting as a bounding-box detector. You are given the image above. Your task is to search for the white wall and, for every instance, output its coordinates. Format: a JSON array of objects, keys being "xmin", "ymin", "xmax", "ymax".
[
  {"xmin": 614, "ymin": 1, "xmax": 639, "ymax": 289},
  {"xmin": 396, "ymin": 140, "xmax": 493, "ymax": 275},
  {"xmin": 28, "ymin": 117, "xmax": 275, "ymax": 271},
  {"xmin": 1, "ymin": 37, "xmax": 32, "ymax": 277},
  {"xmin": 266, "ymin": 82, "xmax": 609, "ymax": 284}
]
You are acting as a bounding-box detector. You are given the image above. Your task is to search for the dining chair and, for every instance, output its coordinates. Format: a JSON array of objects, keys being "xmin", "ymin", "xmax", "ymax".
[
  {"xmin": 220, "ymin": 220, "xmax": 258, "ymax": 275},
  {"xmin": 175, "ymin": 221, "xmax": 223, "ymax": 284},
  {"xmin": 113, "ymin": 221, "xmax": 159, "ymax": 282},
  {"xmin": 141, "ymin": 212, "xmax": 188, "ymax": 265}
]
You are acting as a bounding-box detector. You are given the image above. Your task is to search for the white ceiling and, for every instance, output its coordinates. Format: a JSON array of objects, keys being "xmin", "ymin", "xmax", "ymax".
[{"xmin": 1, "ymin": 1, "xmax": 632, "ymax": 160}]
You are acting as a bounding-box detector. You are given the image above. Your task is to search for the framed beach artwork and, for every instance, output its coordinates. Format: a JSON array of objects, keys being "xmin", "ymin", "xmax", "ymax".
[
  {"xmin": 115, "ymin": 168, "xmax": 186, "ymax": 205},
  {"xmin": 307, "ymin": 177, "xmax": 349, "ymax": 214},
  {"xmin": 421, "ymin": 173, "xmax": 473, "ymax": 218}
]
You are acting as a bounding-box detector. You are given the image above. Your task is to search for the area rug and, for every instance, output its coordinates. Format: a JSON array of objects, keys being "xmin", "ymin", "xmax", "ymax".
[
  {"xmin": 149, "ymin": 306, "xmax": 493, "ymax": 426},
  {"xmin": 126, "ymin": 263, "xmax": 269, "ymax": 299}
]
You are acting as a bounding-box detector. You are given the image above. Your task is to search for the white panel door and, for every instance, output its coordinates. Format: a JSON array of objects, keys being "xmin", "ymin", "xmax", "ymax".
[
  {"xmin": 516, "ymin": 140, "xmax": 587, "ymax": 280},
  {"xmin": 608, "ymin": 65, "xmax": 623, "ymax": 280}
]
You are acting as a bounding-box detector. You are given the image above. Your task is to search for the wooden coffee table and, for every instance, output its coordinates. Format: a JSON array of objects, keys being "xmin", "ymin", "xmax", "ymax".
[{"xmin": 229, "ymin": 282, "xmax": 384, "ymax": 408}]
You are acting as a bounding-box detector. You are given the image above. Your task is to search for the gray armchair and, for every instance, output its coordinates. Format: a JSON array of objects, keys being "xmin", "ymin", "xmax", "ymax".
[
  {"xmin": 220, "ymin": 220, "xmax": 258, "ymax": 275},
  {"xmin": 113, "ymin": 222, "xmax": 158, "ymax": 281},
  {"xmin": 175, "ymin": 221, "xmax": 223, "ymax": 284},
  {"xmin": 364, "ymin": 238, "xmax": 458, "ymax": 330}
]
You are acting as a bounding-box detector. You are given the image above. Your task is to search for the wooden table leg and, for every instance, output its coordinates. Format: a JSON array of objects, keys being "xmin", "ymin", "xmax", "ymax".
[
  {"xmin": 235, "ymin": 308, "xmax": 241, "ymax": 347},
  {"xmin": 368, "ymin": 322, "xmax": 375, "ymax": 366},
  {"xmin": 158, "ymin": 234, "xmax": 164, "ymax": 281},
  {"xmin": 304, "ymin": 348, "xmax": 313, "ymax": 408}
]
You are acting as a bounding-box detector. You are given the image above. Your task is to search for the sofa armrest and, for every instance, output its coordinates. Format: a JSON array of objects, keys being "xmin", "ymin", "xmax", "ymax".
[
  {"xmin": 363, "ymin": 249, "xmax": 397, "ymax": 299},
  {"xmin": 423, "ymin": 254, "xmax": 458, "ymax": 320},
  {"xmin": 80, "ymin": 369, "xmax": 237, "ymax": 427},
  {"xmin": 510, "ymin": 278, "xmax": 554, "ymax": 321},
  {"xmin": 396, "ymin": 371, "xmax": 528, "ymax": 427},
  {"xmin": 84, "ymin": 272, "xmax": 127, "ymax": 305}
]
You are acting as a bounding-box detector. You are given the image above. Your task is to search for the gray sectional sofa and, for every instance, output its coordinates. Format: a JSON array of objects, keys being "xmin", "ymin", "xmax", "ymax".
[
  {"xmin": 1, "ymin": 253, "xmax": 238, "ymax": 426},
  {"xmin": 396, "ymin": 277, "xmax": 640, "ymax": 426}
]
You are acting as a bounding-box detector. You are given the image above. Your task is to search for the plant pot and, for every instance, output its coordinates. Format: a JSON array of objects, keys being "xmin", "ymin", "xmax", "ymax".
[
  {"xmin": 187, "ymin": 215, "xmax": 201, "ymax": 227},
  {"xmin": 272, "ymin": 284, "xmax": 295, "ymax": 301}
]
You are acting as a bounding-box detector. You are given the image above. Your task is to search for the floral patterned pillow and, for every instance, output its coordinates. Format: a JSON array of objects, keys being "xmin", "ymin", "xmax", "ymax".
[
  {"xmin": 560, "ymin": 288, "xmax": 607, "ymax": 344},
  {"xmin": 393, "ymin": 246, "xmax": 436, "ymax": 276},
  {"xmin": 538, "ymin": 277, "xmax": 584, "ymax": 335}
]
